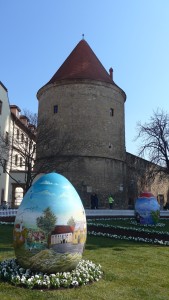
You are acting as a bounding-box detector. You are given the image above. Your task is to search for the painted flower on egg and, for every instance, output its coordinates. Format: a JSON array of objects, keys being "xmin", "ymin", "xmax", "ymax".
[{"xmin": 13, "ymin": 173, "xmax": 87, "ymax": 273}]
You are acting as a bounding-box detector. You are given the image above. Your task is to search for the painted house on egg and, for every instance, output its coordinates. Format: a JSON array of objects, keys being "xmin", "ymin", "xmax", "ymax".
[{"xmin": 51, "ymin": 225, "xmax": 74, "ymax": 245}]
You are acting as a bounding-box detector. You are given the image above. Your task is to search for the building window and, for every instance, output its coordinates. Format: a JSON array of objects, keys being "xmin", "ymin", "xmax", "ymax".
[
  {"xmin": 110, "ymin": 108, "xmax": 114, "ymax": 116},
  {"xmin": 16, "ymin": 129, "xmax": 19, "ymax": 140},
  {"xmin": 20, "ymin": 157, "xmax": 23, "ymax": 167},
  {"xmin": 1, "ymin": 189, "xmax": 4, "ymax": 203},
  {"xmin": 15, "ymin": 187, "xmax": 24, "ymax": 206},
  {"xmin": 3, "ymin": 159, "xmax": 7, "ymax": 173},
  {"xmin": 5, "ymin": 132, "xmax": 9, "ymax": 145},
  {"xmin": 0, "ymin": 100, "xmax": 2, "ymax": 115},
  {"xmin": 15, "ymin": 154, "xmax": 18, "ymax": 166},
  {"xmin": 21, "ymin": 133, "xmax": 24, "ymax": 142},
  {"xmin": 54, "ymin": 105, "xmax": 58, "ymax": 113}
]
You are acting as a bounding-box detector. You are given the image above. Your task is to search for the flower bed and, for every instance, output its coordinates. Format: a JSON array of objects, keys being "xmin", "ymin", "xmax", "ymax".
[
  {"xmin": 0, "ymin": 258, "xmax": 103, "ymax": 289},
  {"xmin": 87, "ymin": 218, "xmax": 169, "ymax": 246}
]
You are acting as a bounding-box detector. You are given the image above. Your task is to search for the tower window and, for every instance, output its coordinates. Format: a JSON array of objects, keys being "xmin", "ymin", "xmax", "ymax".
[
  {"xmin": 54, "ymin": 105, "xmax": 58, "ymax": 113},
  {"xmin": 110, "ymin": 108, "xmax": 114, "ymax": 116}
]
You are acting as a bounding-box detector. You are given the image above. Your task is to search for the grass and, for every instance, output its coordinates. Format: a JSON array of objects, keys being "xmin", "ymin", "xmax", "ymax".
[{"xmin": 0, "ymin": 224, "xmax": 169, "ymax": 300}]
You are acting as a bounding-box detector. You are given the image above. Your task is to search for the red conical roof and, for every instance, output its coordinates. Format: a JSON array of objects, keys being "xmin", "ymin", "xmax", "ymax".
[{"xmin": 46, "ymin": 39, "xmax": 114, "ymax": 85}]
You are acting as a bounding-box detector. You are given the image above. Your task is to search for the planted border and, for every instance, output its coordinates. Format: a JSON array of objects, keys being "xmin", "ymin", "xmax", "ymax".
[
  {"xmin": 0, "ymin": 258, "xmax": 103, "ymax": 289},
  {"xmin": 87, "ymin": 218, "xmax": 169, "ymax": 246}
]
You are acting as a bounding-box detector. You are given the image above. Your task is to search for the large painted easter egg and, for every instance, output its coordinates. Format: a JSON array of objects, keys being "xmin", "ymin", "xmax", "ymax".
[
  {"xmin": 13, "ymin": 173, "xmax": 87, "ymax": 273},
  {"xmin": 135, "ymin": 192, "xmax": 160, "ymax": 225}
]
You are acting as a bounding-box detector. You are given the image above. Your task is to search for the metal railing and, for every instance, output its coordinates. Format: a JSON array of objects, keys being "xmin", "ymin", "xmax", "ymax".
[
  {"xmin": 0, "ymin": 209, "xmax": 18, "ymax": 217},
  {"xmin": 0, "ymin": 209, "xmax": 169, "ymax": 218}
]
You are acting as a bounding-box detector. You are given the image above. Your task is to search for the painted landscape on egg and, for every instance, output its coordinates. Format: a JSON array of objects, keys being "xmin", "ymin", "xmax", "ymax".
[{"xmin": 13, "ymin": 173, "xmax": 87, "ymax": 272}]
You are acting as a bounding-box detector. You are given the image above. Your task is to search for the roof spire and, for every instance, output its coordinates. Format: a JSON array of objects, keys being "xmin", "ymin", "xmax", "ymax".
[
  {"xmin": 45, "ymin": 39, "xmax": 116, "ymax": 85},
  {"xmin": 82, "ymin": 33, "xmax": 84, "ymax": 40}
]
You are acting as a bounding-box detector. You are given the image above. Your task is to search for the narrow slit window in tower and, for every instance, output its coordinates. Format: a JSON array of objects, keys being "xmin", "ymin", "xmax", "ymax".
[
  {"xmin": 110, "ymin": 108, "xmax": 114, "ymax": 116},
  {"xmin": 54, "ymin": 105, "xmax": 58, "ymax": 113}
]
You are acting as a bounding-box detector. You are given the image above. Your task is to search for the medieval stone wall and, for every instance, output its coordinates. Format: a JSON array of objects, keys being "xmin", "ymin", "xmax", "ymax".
[
  {"xmin": 63, "ymin": 156, "xmax": 127, "ymax": 209},
  {"xmin": 126, "ymin": 152, "xmax": 169, "ymax": 208}
]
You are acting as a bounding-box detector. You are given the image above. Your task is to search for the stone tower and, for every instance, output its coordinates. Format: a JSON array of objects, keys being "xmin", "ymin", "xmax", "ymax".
[{"xmin": 36, "ymin": 39, "xmax": 127, "ymax": 208}]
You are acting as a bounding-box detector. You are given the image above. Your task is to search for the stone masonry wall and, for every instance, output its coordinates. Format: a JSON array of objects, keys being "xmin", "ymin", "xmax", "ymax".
[
  {"xmin": 36, "ymin": 79, "xmax": 127, "ymax": 208},
  {"xmin": 37, "ymin": 79, "xmax": 126, "ymax": 161}
]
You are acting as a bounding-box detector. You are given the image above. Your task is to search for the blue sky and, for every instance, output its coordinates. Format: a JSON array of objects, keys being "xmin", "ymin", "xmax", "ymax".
[{"xmin": 1, "ymin": 0, "xmax": 169, "ymax": 155}]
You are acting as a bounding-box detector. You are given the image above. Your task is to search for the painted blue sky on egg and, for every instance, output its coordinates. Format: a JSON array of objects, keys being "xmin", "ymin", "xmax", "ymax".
[
  {"xmin": 135, "ymin": 198, "xmax": 160, "ymax": 211},
  {"xmin": 16, "ymin": 173, "xmax": 85, "ymax": 228}
]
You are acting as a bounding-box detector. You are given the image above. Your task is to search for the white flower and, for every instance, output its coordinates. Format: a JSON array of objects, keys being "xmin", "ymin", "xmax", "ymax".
[{"xmin": 71, "ymin": 280, "xmax": 79, "ymax": 286}]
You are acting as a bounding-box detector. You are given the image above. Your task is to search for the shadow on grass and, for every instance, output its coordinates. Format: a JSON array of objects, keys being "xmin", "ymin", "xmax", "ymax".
[{"xmin": 0, "ymin": 224, "xmax": 14, "ymax": 251}]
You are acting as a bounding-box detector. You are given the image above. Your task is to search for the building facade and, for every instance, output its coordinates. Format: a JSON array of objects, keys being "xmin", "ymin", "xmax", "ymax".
[
  {"xmin": 0, "ymin": 86, "xmax": 36, "ymax": 208},
  {"xmin": 0, "ymin": 82, "xmax": 11, "ymax": 204},
  {"xmin": 8, "ymin": 105, "xmax": 36, "ymax": 207}
]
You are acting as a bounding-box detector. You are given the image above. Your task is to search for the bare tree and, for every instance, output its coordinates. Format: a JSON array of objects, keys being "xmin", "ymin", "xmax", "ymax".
[
  {"xmin": 136, "ymin": 109, "xmax": 169, "ymax": 179},
  {"xmin": 14, "ymin": 130, "xmax": 36, "ymax": 192},
  {"xmin": 23, "ymin": 109, "xmax": 38, "ymax": 127},
  {"xmin": 0, "ymin": 132, "xmax": 10, "ymax": 176},
  {"xmin": 0, "ymin": 108, "xmax": 38, "ymax": 195}
]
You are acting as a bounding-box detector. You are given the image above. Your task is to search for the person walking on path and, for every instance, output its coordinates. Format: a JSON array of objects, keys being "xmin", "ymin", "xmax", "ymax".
[
  {"xmin": 94, "ymin": 193, "xmax": 99, "ymax": 209},
  {"xmin": 108, "ymin": 194, "xmax": 114, "ymax": 209}
]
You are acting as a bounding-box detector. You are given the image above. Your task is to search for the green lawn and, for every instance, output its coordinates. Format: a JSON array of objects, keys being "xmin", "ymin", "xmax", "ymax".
[{"xmin": 0, "ymin": 224, "xmax": 169, "ymax": 300}]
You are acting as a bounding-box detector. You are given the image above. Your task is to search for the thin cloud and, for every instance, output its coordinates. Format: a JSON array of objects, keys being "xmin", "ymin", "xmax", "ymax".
[
  {"xmin": 36, "ymin": 190, "xmax": 56, "ymax": 196},
  {"xmin": 40, "ymin": 180, "xmax": 59, "ymax": 185}
]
